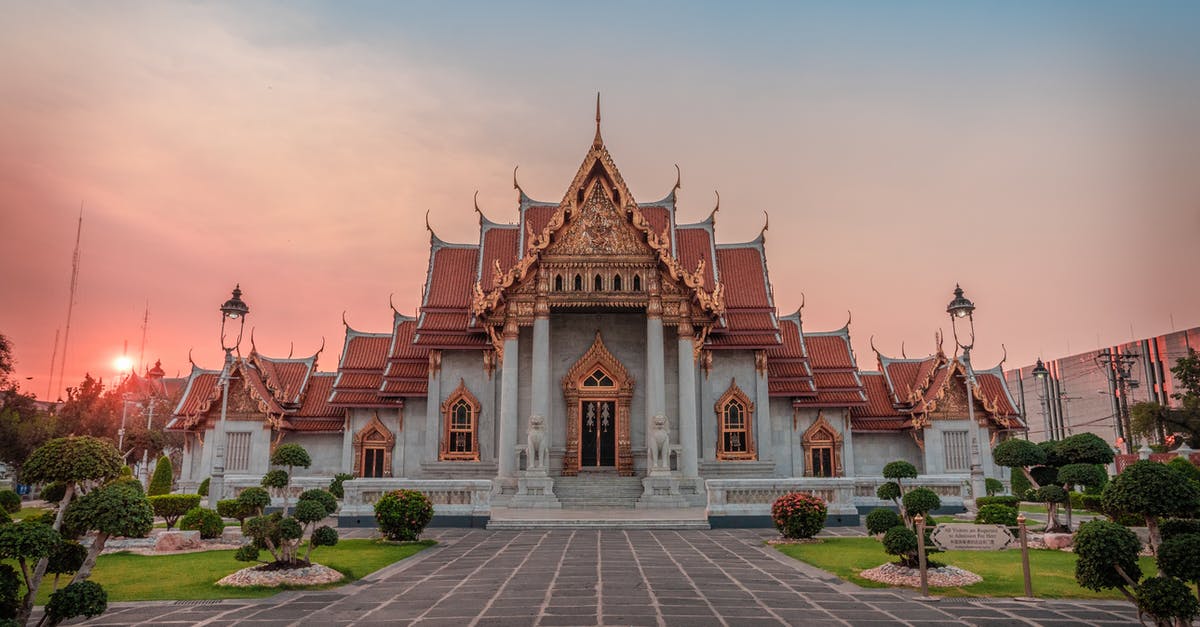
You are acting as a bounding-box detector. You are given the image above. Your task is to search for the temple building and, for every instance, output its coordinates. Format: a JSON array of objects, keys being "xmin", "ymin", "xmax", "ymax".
[{"xmin": 169, "ymin": 109, "xmax": 1025, "ymax": 525}]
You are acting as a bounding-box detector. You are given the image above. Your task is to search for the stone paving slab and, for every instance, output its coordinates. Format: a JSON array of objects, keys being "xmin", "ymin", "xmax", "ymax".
[{"xmin": 60, "ymin": 528, "xmax": 1140, "ymax": 626}]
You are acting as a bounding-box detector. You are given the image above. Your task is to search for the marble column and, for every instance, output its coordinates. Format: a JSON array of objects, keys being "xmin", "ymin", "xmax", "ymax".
[
  {"xmin": 676, "ymin": 317, "xmax": 699, "ymax": 478},
  {"xmin": 531, "ymin": 281, "xmax": 552, "ymax": 449},
  {"xmin": 754, "ymin": 351, "xmax": 773, "ymax": 461},
  {"xmin": 424, "ymin": 351, "xmax": 442, "ymax": 462},
  {"xmin": 497, "ymin": 318, "xmax": 521, "ymax": 478},
  {"xmin": 645, "ymin": 290, "xmax": 667, "ymax": 443},
  {"xmin": 840, "ymin": 410, "xmax": 856, "ymax": 477},
  {"xmin": 340, "ymin": 414, "xmax": 354, "ymax": 474}
]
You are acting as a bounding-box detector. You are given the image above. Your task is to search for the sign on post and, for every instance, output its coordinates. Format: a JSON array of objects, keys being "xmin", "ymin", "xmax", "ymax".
[{"xmin": 930, "ymin": 523, "xmax": 1016, "ymax": 552}]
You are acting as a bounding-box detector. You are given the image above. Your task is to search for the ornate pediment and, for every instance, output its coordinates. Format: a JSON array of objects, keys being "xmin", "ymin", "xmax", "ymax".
[{"xmin": 544, "ymin": 184, "xmax": 653, "ymax": 258}]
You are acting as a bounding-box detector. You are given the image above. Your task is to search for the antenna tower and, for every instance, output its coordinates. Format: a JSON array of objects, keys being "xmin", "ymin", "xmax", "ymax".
[{"xmin": 55, "ymin": 207, "xmax": 84, "ymax": 400}]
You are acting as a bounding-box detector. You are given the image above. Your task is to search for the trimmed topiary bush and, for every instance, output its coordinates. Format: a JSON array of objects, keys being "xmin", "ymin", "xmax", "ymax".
[
  {"xmin": 44, "ymin": 580, "xmax": 107, "ymax": 626},
  {"xmin": 1159, "ymin": 518, "xmax": 1200, "ymax": 542},
  {"xmin": 311, "ymin": 525, "xmax": 338, "ymax": 549},
  {"xmin": 375, "ymin": 489, "xmax": 434, "ymax": 541},
  {"xmin": 148, "ymin": 494, "xmax": 201, "ymax": 530},
  {"xmin": 865, "ymin": 508, "xmax": 902, "ymax": 535},
  {"xmin": 1080, "ymin": 494, "xmax": 1103, "ymax": 512},
  {"xmin": 771, "ymin": 492, "xmax": 828, "ymax": 539},
  {"xmin": 1135, "ymin": 576, "xmax": 1199, "ymax": 626},
  {"xmin": 261, "ymin": 469, "xmax": 288, "ymax": 490},
  {"xmin": 882, "ymin": 525, "xmax": 919, "ymax": 568},
  {"xmin": 901, "ymin": 488, "xmax": 941, "ymax": 520},
  {"xmin": 0, "ymin": 490, "xmax": 20, "ymax": 515},
  {"xmin": 1102, "ymin": 460, "xmax": 1200, "ymax": 551},
  {"xmin": 1074, "ymin": 519, "xmax": 1142, "ymax": 592},
  {"xmin": 1034, "ymin": 485, "xmax": 1067, "ymax": 504},
  {"xmin": 1157, "ymin": 533, "xmax": 1200, "ymax": 589},
  {"xmin": 1166, "ymin": 455, "xmax": 1200, "ymax": 483},
  {"xmin": 216, "ymin": 499, "xmax": 254, "ymax": 525},
  {"xmin": 0, "ymin": 564, "xmax": 19, "ymax": 620},
  {"xmin": 984, "ymin": 477, "xmax": 1004, "ymax": 497},
  {"xmin": 975, "ymin": 504, "xmax": 1018, "ymax": 526},
  {"xmin": 179, "ymin": 507, "xmax": 224, "ymax": 539},
  {"xmin": 876, "ymin": 481, "xmax": 900, "ymax": 503},
  {"xmin": 147, "ymin": 455, "xmax": 173, "ymax": 497},
  {"xmin": 236, "ymin": 487, "xmax": 271, "ymax": 517},
  {"xmin": 197, "ymin": 477, "xmax": 210, "ymax": 497},
  {"xmin": 46, "ymin": 540, "xmax": 88, "ymax": 585},
  {"xmin": 39, "ymin": 481, "xmax": 67, "ymax": 505}
]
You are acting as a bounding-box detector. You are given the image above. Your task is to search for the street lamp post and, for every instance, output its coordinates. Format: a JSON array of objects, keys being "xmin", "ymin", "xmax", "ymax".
[
  {"xmin": 1031, "ymin": 358, "xmax": 1053, "ymax": 441},
  {"xmin": 209, "ymin": 284, "xmax": 249, "ymax": 509},
  {"xmin": 138, "ymin": 400, "xmax": 156, "ymax": 489},
  {"xmin": 946, "ymin": 284, "xmax": 987, "ymax": 513}
]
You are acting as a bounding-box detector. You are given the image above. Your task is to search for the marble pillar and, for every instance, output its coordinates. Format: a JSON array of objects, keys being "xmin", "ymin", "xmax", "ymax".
[
  {"xmin": 676, "ymin": 327, "xmax": 699, "ymax": 478},
  {"xmin": 496, "ymin": 320, "xmax": 521, "ymax": 478},
  {"xmin": 424, "ymin": 351, "xmax": 442, "ymax": 462}
]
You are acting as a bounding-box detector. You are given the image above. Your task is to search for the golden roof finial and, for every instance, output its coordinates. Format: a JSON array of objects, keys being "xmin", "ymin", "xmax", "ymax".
[{"xmin": 593, "ymin": 92, "xmax": 603, "ymax": 148}]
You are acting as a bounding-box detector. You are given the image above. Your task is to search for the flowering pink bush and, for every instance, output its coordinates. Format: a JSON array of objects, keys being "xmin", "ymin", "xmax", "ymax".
[{"xmin": 771, "ymin": 492, "xmax": 828, "ymax": 539}]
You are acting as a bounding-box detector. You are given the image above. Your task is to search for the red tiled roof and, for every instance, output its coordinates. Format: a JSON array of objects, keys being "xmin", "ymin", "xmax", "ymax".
[
  {"xmin": 639, "ymin": 205, "xmax": 671, "ymax": 239},
  {"xmin": 715, "ymin": 247, "xmax": 770, "ymax": 309},
  {"xmin": 380, "ymin": 379, "xmax": 429, "ymax": 395},
  {"xmin": 296, "ymin": 374, "xmax": 342, "ymax": 418},
  {"xmin": 813, "ymin": 371, "xmax": 861, "ymax": 389},
  {"xmin": 173, "ymin": 370, "xmax": 220, "ymax": 417},
  {"xmin": 707, "ymin": 333, "xmax": 780, "ymax": 347},
  {"xmin": 382, "ymin": 318, "xmax": 430, "ymax": 397},
  {"xmin": 853, "ymin": 373, "xmax": 905, "ymax": 419},
  {"xmin": 340, "ymin": 333, "xmax": 391, "ymax": 370},
  {"xmin": 480, "ymin": 226, "xmax": 519, "ymax": 287},
  {"xmin": 804, "ymin": 335, "xmax": 855, "ymax": 369},
  {"xmin": 387, "ymin": 317, "xmax": 426, "ymax": 361},
  {"xmin": 286, "ymin": 418, "xmax": 344, "ymax": 432},
  {"xmin": 242, "ymin": 369, "xmax": 286, "ymax": 415},
  {"xmin": 853, "ymin": 417, "xmax": 914, "ymax": 431},
  {"xmin": 423, "ymin": 246, "xmax": 478, "ymax": 309},
  {"xmin": 523, "ymin": 205, "xmax": 558, "ymax": 244},
  {"xmin": 675, "ymin": 228, "xmax": 716, "ymax": 290},
  {"xmin": 976, "ymin": 371, "xmax": 1019, "ymax": 417}
]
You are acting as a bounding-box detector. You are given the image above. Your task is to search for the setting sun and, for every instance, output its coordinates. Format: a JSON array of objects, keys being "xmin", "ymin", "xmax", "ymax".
[{"xmin": 114, "ymin": 355, "xmax": 133, "ymax": 373}]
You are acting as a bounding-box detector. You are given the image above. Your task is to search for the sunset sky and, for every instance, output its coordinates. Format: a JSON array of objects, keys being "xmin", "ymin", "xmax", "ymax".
[{"xmin": 2, "ymin": 2, "xmax": 1198, "ymax": 400}]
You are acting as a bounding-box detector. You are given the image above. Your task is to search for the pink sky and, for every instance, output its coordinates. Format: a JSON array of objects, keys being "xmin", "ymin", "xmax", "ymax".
[{"xmin": 2, "ymin": 3, "xmax": 1198, "ymax": 399}]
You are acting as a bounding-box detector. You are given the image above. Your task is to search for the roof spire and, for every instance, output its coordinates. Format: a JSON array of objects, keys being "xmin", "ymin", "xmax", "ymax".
[{"xmin": 593, "ymin": 92, "xmax": 603, "ymax": 148}]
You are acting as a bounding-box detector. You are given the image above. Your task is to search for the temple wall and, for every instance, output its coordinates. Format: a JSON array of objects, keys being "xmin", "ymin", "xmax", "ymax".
[
  {"xmin": 852, "ymin": 432, "xmax": 924, "ymax": 476},
  {"xmin": 278, "ymin": 432, "xmax": 343, "ymax": 476},
  {"xmin": 770, "ymin": 398, "xmax": 797, "ymax": 477},
  {"xmin": 699, "ymin": 351, "xmax": 760, "ymax": 461},
  {"xmin": 402, "ymin": 399, "xmax": 427, "ymax": 477},
  {"xmin": 440, "ymin": 349, "xmax": 498, "ymax": 465},
  {"xmin": 344, "ymin": 407, "xmax": 404, "ymax": 476}
]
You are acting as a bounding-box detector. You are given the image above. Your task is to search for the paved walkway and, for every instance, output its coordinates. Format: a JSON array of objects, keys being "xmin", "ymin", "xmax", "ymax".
[{"xmin": 72, "ymin": 529, "xmax": 1140, "ymax": 626}]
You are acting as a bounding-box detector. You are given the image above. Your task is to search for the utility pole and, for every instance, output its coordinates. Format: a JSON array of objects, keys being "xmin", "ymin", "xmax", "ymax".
[{"xmin": 1097, "ymin": 348, "xmax": 1139, "ymax": 454}]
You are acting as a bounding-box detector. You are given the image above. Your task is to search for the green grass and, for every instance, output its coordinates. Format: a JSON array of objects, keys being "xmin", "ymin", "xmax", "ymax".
[
  {"xmin": 10, "ymin": 508, "xmax": 51, "ymax": 522},
  {"xmin": 1018, "ymin": 503, "xmax": 1048, "ymax": 514},
  {"xmin": 776, "ymin": 537, "xmax": 1159, "ymax": 599},
  {"xmin": 22, "ymin": 539, "xmax": 434, "ymax": 603}
]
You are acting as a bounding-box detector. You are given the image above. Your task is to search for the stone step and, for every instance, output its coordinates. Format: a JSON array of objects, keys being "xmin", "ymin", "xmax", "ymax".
[
  {"xmin": 556, "ymin": 499, "xmax": 639, "ymax": 508},
  {"xmin": 486, "ymin": 518, "xmax": 710, "ymax": 530}
]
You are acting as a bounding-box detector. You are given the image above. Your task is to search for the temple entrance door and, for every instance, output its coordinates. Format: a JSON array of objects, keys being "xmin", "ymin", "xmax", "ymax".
[{"xmin": 580, "ymin": 400, "xmax": 617, "ymax": 468}]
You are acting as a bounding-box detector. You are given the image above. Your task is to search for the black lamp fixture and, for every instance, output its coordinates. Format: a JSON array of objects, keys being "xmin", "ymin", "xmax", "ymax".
[
  {"xmin": 1031, "ymin": 358, "xmax": 1048, "ymax": 380},
  {"xmin": 219, "ymin": 284, "xmax": 250, "ymax": 353}
]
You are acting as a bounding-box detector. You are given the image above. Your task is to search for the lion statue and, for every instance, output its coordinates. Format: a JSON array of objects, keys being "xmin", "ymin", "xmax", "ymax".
[
  {"xmin": 648, "ymin": 414, "xmax": 671, "ymax": 470},
  {"xmin": 527, "ymin": 414, "xmax": 548, "ymax": 470}
]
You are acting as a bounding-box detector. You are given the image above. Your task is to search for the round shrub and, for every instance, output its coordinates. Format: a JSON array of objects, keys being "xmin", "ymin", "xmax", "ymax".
[
  {"xmin": 374, "ymin": 489, "xmax": 434, "ymax": 541},
  {"xmin": 1057, "ymin": 463, "xmax": 1107, "ymax": 492},
  {"xmin": 975, "ymin": 504, "xmax": 1018, "ymax": 526},
  {"xmin": 1074, "ymin": 520, "xmax": 1142, "ymax": 591},
  {"xmin": 277, "ymin": 516, "xmax": 303, "ymax": 541},
  {"xmin": 234, "ymin": 544, "xmax": 260, "ymax": 563},
  {"xmin": 297, "ymin": 489, "xmax": 338, "ymax": 517},
  {"xmin": 107, "ymin": 477, "xmax": 144, "ymax": 494},
  {"xmin": 40, "ymin": 481, "xmax": 67, "ymax": 505},
  {"xmin": 149, "ymin": 494, "xmax": 201, "ymax": 530},
  {"xmin": 976, "ymin": 495, "xmax": 1020, "ymax": 509},
  {"xmin": 1033, "ymin": 485, "xmax": 1067, "ymax": 504},
  {"xmin": 1030, "ymin": 465, "xmax": 1059, "ymax": 488},
  {"xmin": 1135, "ymin": 576, "xmax": 1199, "ymax": 624},
  {"xmin": 1102, "ymin": 460, "xmax": 1200, "ymax": 521},
  {"xmin": 270, "ymin": 443, "xmax": 312, "ymax": 469},
  {"xmin": 261, "ymin": 469, "xmax": 289, "ymax": 490},
  {"xmin": 179, "ymin": 507, "xmax": 224, "ymax": 539},
  {"xmin": 984, "ymin": 477, "xmax": 1004, "ymax": 497},
  {"xmin": 876, "ymin": 481, "xmax": 900, "ymax": 502},
  {"xmin": 64, "ymin": 482, "xmax": 153, "ymax": 540},
  {"xmin": 236, "ymin": 487, "xmax": 271, "ymax": 516},
  {"xmin": 1157, "ymin": 533, "xmax": 1200, "ymax": 583},
  {"xmin": 0, "ymin": 490, "xmax": 20, "ymax": 514},
  {"xmin": 46, "ymin": 540, "xmax": 87, "ymax": 578},
  {"xmin": 1166, "ymin": 456, "xmax": 1200, "ymax": 483},
  {"xmin": 45, "ymin": 580, "xmax": 107, "ymax": 624},
  {"xmin": 197, "ymin": 477, "xmax": 210, "ymax": 497},
  {"xmin": 1080, "ymin": 494, "xmax": 1104, "ymax": 512},
  {"xmin": 865, "ymin": 508, "xmax": 902, "ymax": 535},
  {"xmin": 902, "ymin": 487, "xmax": 941, "ymax": 518},
  {"xmin": 311, "ymin": 525, "xmax": 339, "ymax": 548},
  {"xmin": 216, "ymin": 499, "xmax": 254, "ymax": 524},
  {"xmin": 0, "ymin": 563, "xmax": 19, "ymax": 620},
  {"xmin": 883, "ymin": 461, "xmax": 918, "ymax": 480},
  {"xmin": 770, "ymin": 492, "xmax": 828, "ymax": 539},
  {"xmin": 882, "ymin": 526, "xmax": 918, "ymax": 564},
  {"xmin": 293, "ymin": 499, "xmax": 329, "ymax": 525},
  {"xmin": 993, "ymin": 438, "xmax": 1047, "ymax": 468}
]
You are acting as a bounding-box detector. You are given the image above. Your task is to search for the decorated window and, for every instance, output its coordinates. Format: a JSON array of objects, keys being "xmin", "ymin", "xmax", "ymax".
[
  {"xmin": 555, "ymin": 274, "xmax": 563, "ymax": 291},
  {"xmin": 594, "ymin": 274, "xmax": 603, "ymax": 291},
  {"xmin": 582, "ymin": 368, "xmax": 615, "ymax": 388},
  {"xmin": 943, "ymin": 430, "xmax": 969, "ymax": 472},
  {"xmin": 612, "ymin": 274, "xmax": 622, "ymax": 291},
  {"xmin": 715, "ymin": 379, "xmax": 756, "ymax": 460},
  {"xmin": 574, "ymin": 274, "xmax": 583, "ymax": 291},
  {"xmin": 227, "ymin": 432, "xmax": 252, "ymax": 471},
  {"xmin": 632, "ymin": 274, "xmax": 642, "ymax": 291},
  {"xmin": 441, "ymin": 379, "xmax": 481, "ymax": 461},
  {"xmin": 353, "ymin": 413, "xmax": 395, "ymax": 478},
  {"xmin": 802, "ymin": 413, "xmax": 843, "ymax": 477}
]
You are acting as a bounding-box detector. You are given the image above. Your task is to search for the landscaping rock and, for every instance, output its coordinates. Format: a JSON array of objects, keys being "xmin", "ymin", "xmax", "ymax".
[
  {"xmin": 154, "ymin": 530, "xmax": 202, "ymax": 552},
  {"xmin": 1042, "ymin": 533, "xmax": 1073, "ymax": 550},
  {"xmin": 216, "ymin": 562, "xmax": 344, "ymax": 588},
  {"xmin": 860, "ymin": 562, "xmax": 982, "ymax": 588}
]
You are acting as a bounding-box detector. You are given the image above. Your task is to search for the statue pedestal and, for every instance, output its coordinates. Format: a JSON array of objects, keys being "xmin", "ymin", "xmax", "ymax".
[
  {"xmin": 637, "ymin": 470, "xmax": 689, "ymax": 509},
  {"xmin": 509, "ymin": 469, "xmax": 561, "ymax": 509}
]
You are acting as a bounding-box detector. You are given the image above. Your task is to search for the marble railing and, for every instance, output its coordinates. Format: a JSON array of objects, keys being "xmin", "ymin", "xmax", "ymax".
[
  {"xmin": 221, "ymin": 475, "xmax": 332, "ymax": 505},
  {"xmin": 852, "ymin": 475, "xmax": 969, "ymax": 505},
  {"xmin": 340, "ymin": 478, "xmax": 492, "ymax": 517},
  {"xmin": 705, "ymin": 478, "xmax": 859, "ymax": 516}
]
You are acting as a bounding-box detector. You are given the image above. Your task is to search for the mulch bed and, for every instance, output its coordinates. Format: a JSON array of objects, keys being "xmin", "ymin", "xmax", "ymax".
[
  {"xmin": 860, "ymin": 562, "xmax": 982, "ymax": 588},
  {"xmin": 215, "ymin": 562, "xmax": 344, "ymax": 588}
]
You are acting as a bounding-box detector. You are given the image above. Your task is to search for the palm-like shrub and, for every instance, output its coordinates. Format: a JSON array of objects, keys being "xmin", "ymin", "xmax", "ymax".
[
  {"xmin": 375, "ymin": 489, "xmax": 434, "ymax": 541},
  {"xmin": 770, "ymin": 492, "xmax": 827, "ymax": 539}
]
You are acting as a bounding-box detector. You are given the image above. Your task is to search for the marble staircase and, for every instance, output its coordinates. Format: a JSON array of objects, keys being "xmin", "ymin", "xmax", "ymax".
[{"xmin": 552, "ymin": 474, "xmax": 644, "ymax": 508}]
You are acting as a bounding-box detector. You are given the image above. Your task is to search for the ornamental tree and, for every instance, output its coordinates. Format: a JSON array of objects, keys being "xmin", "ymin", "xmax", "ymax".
[
  {"xmin": 992, "ymin": 439, "xmax": 1046, "ymax": 490},
  {"xmin": 1157, "ymin": 533, "xmax": 1200, "ymax": 605},
  {"xmin": 148, "ymin": 494, "xmax": 201, "ymax": 530},
  {"xmin": 267, "ymin": 444, "xmax": 311, "ymax": 517},
  {"xmin": 236, "ymin": 487, "xmax": 271, "ymax": 517},
  {"xmin": 64, "ymin": 481, "xmax": 154, "ymax": 582},
  {"xmin": 1057, "ymin": 463, "xmax": 1107, "ymax": 530},
  {"xmin": 146, "ymin": 455, "xmax": 173, "ymax": 496},
  {"xmin": 0, "ymin": 522, "xmax": 61, "ymax": 624},
  {"xmin": 236, "ymin": 488, "xmax": 338, "ymax": 568},
  {"xmin": 1102, "ymin": 460, "xmax": 1200, "ymax": 552},
  {"xmin": 877, "ymin": 460, "xmax": 918, "ymax": 525}
]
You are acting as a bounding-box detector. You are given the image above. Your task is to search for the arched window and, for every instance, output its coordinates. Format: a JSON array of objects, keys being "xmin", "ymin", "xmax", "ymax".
[
  {"xmin": 555, "ymin": 274, "xmax": 563, "ymax": 291},
  {"xmin": 441, "ymin": 379, "xmax": 480, "ymax": 461},
  {"xmin": 594, "ymin": 274, "xmax": 603, "ymax": 291},
  {"xmin": 802, "ymin": 413, "xmax": 843, "ymax": 477},
  {"xmin": 582, "ymin": 368, "xmax": 615, "ymax": 388},
  {"xmin": 612, "ymin": 274, "xmax": 622, "ymax": 291},
  {"xmin": 574, "ymin": 274, "xmax": 583, "ymax": 291},
  {"xmin": 715, "ymin": 379, "xmax": 756, "ymax": 460},
  {"xmin": 632, "ymin": 274, "xmax": 642, "ymax": 292},
  {"xmin": 353, "ymin": 414, "xmax": 395, "ymax": 478}
]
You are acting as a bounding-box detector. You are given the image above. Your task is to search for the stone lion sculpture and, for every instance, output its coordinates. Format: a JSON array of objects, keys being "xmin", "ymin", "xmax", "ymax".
[
  {"xmin": 648, "ymin": 414, "xmax": 671, "ymax": 470},
  {"xmin": 527, "ymin": 414, "xmax": 548, "ymax": 470}
]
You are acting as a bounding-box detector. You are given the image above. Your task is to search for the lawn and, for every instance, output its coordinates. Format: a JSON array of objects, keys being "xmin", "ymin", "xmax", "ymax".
[
  {"xmin": 23, "ymin": 539, "xmax": 434, "ymax": 603},
  {"xmin": 10, "ymin": 508, "xmax": 51, "ymax": 522},
  {"xmin": 776, "ymin": 537, "xmax": 1159, "ymax": 599}
]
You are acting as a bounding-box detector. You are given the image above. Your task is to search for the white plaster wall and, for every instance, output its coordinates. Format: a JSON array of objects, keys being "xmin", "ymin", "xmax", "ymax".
[
  {"xmin": 853, "ymin": 432, "xmax": 924, "ymax": 476},
  {"xmin": 770, "ymin": 398, "xmax": 796, "ymax": 477},
  {"xmin": 699, "ymin": 351, "xmax": 759, "ymax": 461},
  {"xmin": 277, "ymin": 432, "xmax": 343, "ymax": 476},
  {"xmin": 439, "ymin": 350, "xmax": 498, "ymax": 464},
  {"xmin": 402, "ymin": 398, "xmax": 426, "ymax": 477}
]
